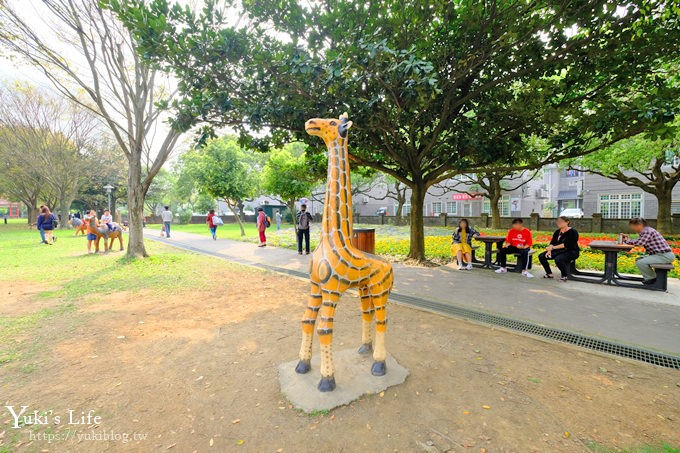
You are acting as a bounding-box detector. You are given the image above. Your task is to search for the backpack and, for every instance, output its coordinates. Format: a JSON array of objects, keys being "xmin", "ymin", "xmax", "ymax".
[
  {"xmin": 298, "ymin": 211, "xmax": 310, "ymax": 229},
  {"xmin": 265, "ymin": 216, "xmax": 271, "ymax": 228},
  {"xmin": 212, "ymin": 215, "xmax": 224, "ymax": 226}
]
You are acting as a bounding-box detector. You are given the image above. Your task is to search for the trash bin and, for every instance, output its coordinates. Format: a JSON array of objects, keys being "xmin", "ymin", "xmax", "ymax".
[{"xmin": 352, "ymin": 228, "xmax": 375, "ymax": 254}]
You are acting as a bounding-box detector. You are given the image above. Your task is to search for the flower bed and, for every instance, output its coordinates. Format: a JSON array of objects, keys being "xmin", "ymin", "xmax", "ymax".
[
  {"xmin": 238, "ymin": 225, "xmax": 679, "ymax": 279},
  {"xmin": 374, "ymin": 229, "xmax": 680, "ymax": 278}
]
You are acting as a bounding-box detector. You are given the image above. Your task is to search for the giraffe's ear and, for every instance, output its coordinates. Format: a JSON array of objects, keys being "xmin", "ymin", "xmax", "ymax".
[{"xmin": 338, "ymin": 120, "xmax": 353, "ymax": 137}]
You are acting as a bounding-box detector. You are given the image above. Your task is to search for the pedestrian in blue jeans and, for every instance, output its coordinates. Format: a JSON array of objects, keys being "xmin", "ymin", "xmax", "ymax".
[
  {"xmin": 296, "ymin": 204, "xmax": 313, "ymax": 255},
  {"xmin": 36, "ymin": 204, "xmax": 47, "ymax": 243},
  {"xmin": 161, "ymin": 206, "xmax": 173, "ymax": 238},
  {"xmin": 206, "ymin": 209, "xmax": 218, "ymax": 240}
]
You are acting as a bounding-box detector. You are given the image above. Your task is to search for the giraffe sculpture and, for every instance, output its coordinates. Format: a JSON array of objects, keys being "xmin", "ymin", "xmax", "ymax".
[{"xmin": 296, "ymin": 113, "xmax": 394, "ymax": 392}]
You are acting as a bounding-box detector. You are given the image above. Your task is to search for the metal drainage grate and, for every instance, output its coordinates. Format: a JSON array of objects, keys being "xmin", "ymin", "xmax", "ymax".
[
  {"xmin": 388, "ymin": 293, "xmax": 680, "ymax": 370},
  {"xmin": 148, "ymin": 237, "xmax": 680, "ymax": 370}
]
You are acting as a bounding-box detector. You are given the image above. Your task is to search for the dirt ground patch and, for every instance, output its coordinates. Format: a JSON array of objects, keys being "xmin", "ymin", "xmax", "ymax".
[
  {"xmin": 1, "ymin": 265, "xmax": 679, "ymax": 452},
  {"xmin": 0, "ymin": 281, "xmax": 61, "ymax": 317}
]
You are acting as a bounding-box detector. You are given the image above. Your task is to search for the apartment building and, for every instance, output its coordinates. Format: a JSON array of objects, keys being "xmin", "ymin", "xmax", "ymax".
[{"xmin": 352, "ymin": 164, "xmax": 680, "ymax": 219}]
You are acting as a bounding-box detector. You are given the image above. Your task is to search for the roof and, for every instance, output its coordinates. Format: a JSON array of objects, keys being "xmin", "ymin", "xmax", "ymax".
[{"xmin": 557, "ymin": 190, "xmax": 579, "ymax": 200}]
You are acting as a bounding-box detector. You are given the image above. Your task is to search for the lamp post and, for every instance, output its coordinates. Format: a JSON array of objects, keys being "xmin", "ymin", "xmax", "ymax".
[{"xmin": 103, "ymin": 184, "xmax": 114, "ymax": 212}]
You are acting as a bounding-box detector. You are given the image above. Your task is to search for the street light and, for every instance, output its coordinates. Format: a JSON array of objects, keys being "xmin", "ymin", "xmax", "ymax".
[{"xmin": 103, "ymin": 184, "xmax": 114, "ymax": 211}]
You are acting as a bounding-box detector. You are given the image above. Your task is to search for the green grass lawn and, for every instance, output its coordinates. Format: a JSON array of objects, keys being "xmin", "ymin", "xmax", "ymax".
[
  {"xmin": 147, "ymin": 222, "xmax": 679, "ymax": 277},
  {"xmin": 0, "ymin": 222, "xmax": 215, "ymax": 366},
  {"xmin": 151, "ymin": 221, "xmax": 260, "ymax": 239}
]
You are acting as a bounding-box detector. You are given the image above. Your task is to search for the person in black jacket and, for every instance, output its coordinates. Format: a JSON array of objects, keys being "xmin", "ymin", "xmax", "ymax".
[
  {"xmin": 36, "ymin": 206, "xmax": 57, "ymax": 245},
  {"xmin": 538, "ymin": 216, "xmax": 580, "ymax": 281},
  {"xmin": 296, "ymin": 204, "xmax": 313, "ymax": 255}
]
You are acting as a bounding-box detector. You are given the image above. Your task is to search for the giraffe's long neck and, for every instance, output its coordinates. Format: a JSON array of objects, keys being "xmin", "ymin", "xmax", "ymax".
[{"xmin": 322, "ymin": 137, "xmax": 353, "ymax": 240}]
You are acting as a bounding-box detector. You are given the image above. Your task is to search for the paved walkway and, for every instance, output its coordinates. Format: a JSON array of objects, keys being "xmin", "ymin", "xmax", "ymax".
[{"xmin": 144, "ymin": 229, "xmax": 680, "ymax": 355}]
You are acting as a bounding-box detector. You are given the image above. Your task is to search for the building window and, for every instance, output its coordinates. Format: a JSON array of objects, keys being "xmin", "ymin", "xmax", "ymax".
[
  {"xmin": 432, "ymin": 202, "xmax": 443, "ymax": 215},
  {"xmin": 565, "ymin": 169, "xmax": 582, "ymax": 177},
  {"xmin": 400, "ymin": 204, "xmax": 411, "ymax": 216},
  {"xmin": 482, "ymin": 195, "xmax": 510, "ymax": 216},
  {"xmin": 599, "ymin": 193, "xmax": 642, "ymax": 219},
  {"xmin": 446, "ymin": 201, "xmax": 457, "ymax": 215},
  {"xmin": 671, "ymin": 201, "xmax": 680, "ymax": 215}
]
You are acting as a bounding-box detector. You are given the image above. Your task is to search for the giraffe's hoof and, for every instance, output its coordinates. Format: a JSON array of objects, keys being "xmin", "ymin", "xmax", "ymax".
[
  {"xmin": 317, "ymin": 376, "xmax": 336, "ymax": 392},
  {"xmin": 295, "ymin": 360, "xmax": 311, "ymax": 374},
  {"xmin": 357, "ymin": 343, "xmax": 373, "ymax": 354},
  {"xmin": 371, "ymin": 361, "xmax": 387, "ymax": 376}
]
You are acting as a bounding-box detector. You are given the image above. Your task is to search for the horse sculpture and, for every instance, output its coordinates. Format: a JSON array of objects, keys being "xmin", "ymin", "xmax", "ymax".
[
  {"xmin": 69, "ymin": 218, "xmax": 88, "ymax": 236},
  {"xmin": 87, "ymin": 216, "xmax": 125, "ymax": 252}
]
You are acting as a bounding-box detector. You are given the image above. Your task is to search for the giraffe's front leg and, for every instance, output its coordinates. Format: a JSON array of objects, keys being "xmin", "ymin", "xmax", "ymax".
[
  {"xmin": 371, "ymin": 291, "xmax": 389, "ymax": 376},
  {"xmin": 358, "ymin": 286, "xmax": 374, "ymax": 354},
  {"xmin": 295, "ymin": 281, "xmax": 322, "ymax": 374},
  {"xmin": 316, "ymin": 291, "xmax": 339, "ymax": 392}
]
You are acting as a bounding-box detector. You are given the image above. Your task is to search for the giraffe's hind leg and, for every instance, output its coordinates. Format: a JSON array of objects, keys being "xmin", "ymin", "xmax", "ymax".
[
  {"xmin": 368, "ymin": 266, "xmax": 393, "ymax": 376},
  {"xmin": 358, "ymin": 286, "xmax": 374, "ymax": 354},
  {"xmin": 295, "ymin": 281, "xmax": 322, "ymax": 374}
]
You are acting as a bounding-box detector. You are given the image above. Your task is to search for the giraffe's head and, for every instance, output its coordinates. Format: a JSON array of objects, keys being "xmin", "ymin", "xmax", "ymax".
[{"xmin": 305, "ymin": 112, "xmax": 353, "ymax": 144}]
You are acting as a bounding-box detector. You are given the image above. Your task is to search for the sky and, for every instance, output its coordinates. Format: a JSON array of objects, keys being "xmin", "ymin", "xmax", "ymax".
[{"xmin": 0, "ymin": 0, "xmax": 213, "ymax": 165}]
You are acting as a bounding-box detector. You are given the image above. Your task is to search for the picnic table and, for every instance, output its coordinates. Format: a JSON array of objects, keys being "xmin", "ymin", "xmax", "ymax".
[
  {"xmin": 569, "ymin": 240, "xmax": 635, "ymax": 285},
  {"xmin": 473, "ymin": 235, "xmax": 505, "ymax": 268}
]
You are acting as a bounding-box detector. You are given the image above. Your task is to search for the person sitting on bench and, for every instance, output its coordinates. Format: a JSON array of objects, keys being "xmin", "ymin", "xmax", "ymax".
[
  {"xmin": 538, "ymin": 216, "xmax": 580, "ymax": 282},
  {"xmin": 495, "ymin": 218, "xmax": 534, "ymax": 278},
  {"xmin": 451, "ymin": 218, "xmax": 480, "ymax": 271},
  {"xmin": 621, "ymin": 217, "xmax": 676, "ymax": 286}
]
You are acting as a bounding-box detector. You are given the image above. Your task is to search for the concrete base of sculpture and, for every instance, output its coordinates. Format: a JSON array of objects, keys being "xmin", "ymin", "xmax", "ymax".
[{"xmin": 278, "ymin": 348, "xmax": 408, "ymax": 413}]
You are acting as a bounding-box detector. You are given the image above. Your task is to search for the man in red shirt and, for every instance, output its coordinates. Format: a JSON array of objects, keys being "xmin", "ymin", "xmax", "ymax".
[{"xmin": 495, "ymin": 218, "xmax": 534, "ymax": 278}]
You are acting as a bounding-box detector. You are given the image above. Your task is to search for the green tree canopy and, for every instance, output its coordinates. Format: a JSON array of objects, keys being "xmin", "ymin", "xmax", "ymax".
[
  {"xmin": 177, "ymin": 136, "xmax": 258, "ymax": 235},
  {"xmin": 109, "ymin": 0, "xmax": 680, "ymax": 259},
  {"xmin": 262, "ymin": 144, "xmax": 321, "ymax": 225},
  {"xmin": 568, "ymin": 119, "xmax": 680, "ymax": 233}
]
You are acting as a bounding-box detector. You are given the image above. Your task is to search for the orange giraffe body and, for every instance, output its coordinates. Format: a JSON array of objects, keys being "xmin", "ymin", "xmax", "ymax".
[{"xmin": 295, "ymin": 113, "xmax": 394, "ymax": 392}]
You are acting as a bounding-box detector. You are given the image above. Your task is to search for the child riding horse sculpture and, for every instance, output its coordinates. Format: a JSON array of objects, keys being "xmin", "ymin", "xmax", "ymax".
[
  {"xmin": 87, "ymin": 215, "xmax": 125, "ymax": 252},
  {"xmin": 295, "ymin": 113, "xmax": 394, "ymax": 392}
]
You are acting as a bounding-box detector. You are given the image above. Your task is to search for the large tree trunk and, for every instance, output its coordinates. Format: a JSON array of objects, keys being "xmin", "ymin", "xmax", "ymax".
[
  {"xmin": 489, "ymin": 178, "xmax": 502, "ymax": 229},
  {"xmin": 26, "ymin": 202, "xmax": 37, "ymax": 225},
  {"xmin": 57, "ymin": 196, "xmax": 72, "ymax": 229},
  {"xmin": 226, "ymin": 200, "xmax": 246, "ymax": 236},
  {"xmin": 287, "ymin": 199, "xmax": 297, "ymax": 231},
  {"xmin": 237, "ymin": 199, "xmax": 246, "ymax": 224},
  {"xmin": 407, "ymin": 181, "xmax": 426, "ymax": 261},
  {"xmin": 395, "ymin": 202, "xmax": 403, "ymax": 218},
  {"xmin": 395, "ymin": 184, "xmax": 406, "ymax": 217},
  {"xmin": 655, "ymin": 183, "xmax": 673, "ymax": 234},
  {"xmin": 127, "ymin": 160, "xmax": 148, "ymax": 258}
]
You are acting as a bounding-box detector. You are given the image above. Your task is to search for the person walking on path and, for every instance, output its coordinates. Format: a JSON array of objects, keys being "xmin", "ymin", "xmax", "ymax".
[
  {"xmin": 451, "ymin": 218, "xmax": 480, "ymax": 270},
  {"xmin": 296, "ymin": 204, "xmax": 313, "ymax": 255},
  {"xmin": 256, "ymin": 207, "xmax": 268, "ymax": 247},
  {"xmin": 275, "ymin": 209, "xmax": 282, "ymax": 230},
  {"xmin": 161, "ymin": 206, "xmax": 173, "ymax": 239},
  {"xmin": 37, "ymin": 206, "xmax": 57, "ymax": 245},
  {"xmin": 206, "ymin": 209, "xmax": 219, "ymax": 240},
  {"xmin": 36, "ymin": 204, "xmax": 47, "ymax": 244},
  {"xmin": 538, "ymin": 216, "xmax": 580, "ymax": 282},
  {"xmin": 622, "ymin": 217, "xmax": 676, "ymax": 286},
  {"xmin": 495, "ymin": 218, "xmax": 534, "ymax": 278}
]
